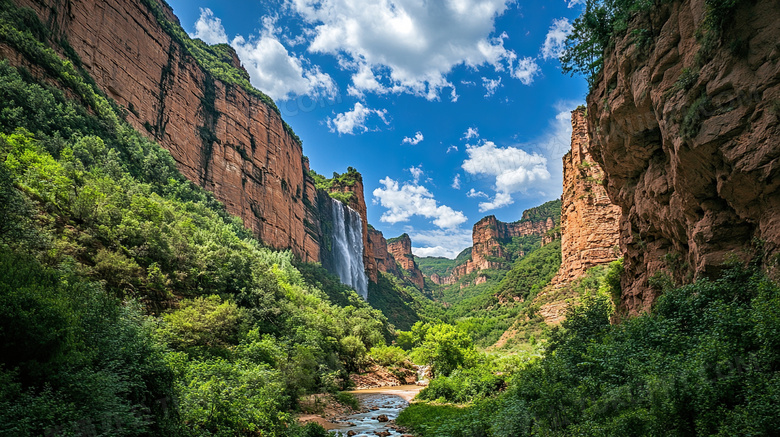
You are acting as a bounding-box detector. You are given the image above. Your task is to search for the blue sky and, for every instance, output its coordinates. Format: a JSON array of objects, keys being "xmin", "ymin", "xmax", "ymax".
[{"xmin": 167, "ymin": 0, "xmax": 589, "ymax": 258}]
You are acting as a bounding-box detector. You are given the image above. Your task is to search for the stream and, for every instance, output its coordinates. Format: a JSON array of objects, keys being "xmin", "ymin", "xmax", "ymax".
[{"xmin": 328, "ymin": 385, "xmax": 421, "ymax": 437}]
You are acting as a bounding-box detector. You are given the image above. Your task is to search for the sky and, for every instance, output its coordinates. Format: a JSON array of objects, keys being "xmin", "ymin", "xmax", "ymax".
[{"xmin": 166, "ymin": 0, "xmax": 590, "ymax": 259}]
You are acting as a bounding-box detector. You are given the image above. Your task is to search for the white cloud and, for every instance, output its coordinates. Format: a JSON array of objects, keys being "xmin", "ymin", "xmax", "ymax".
[
  {"xmin": 447, "ymin": 145, "xmax": 459, "ymax": 153},
  {"xmin": 482, "ymin": 77, "xmax": 502, "ymax": 97},
  {"xmin": 511, "ymin": 57, "xmax": 540, "ymax": 85},
  {"xmin": 452, "ymin": 174, "xmax": 461, "ymax": 189},
  {"xmin": 290, "ymin": 0, "xmax": 520, "ymax": 100},
  {"xmin": 190, "ymin": 9, "xmax": 336, "ymax": 101},
  {"xmin": 463, "ymin": 127, "xmax": 479, "ymax": 140},
  {"xmin": 373, "ymin": 177, "xmax": 467, "ymax": 229},
  {"xmin": 410, "ymin": 229, "xmax": 473, "ymax": 259},
  {"xmin": 402, "ymin": 131, "xmax": 424, "ymax": 145},
  {"xmin": 467, "ymin": 189, "xmax": 488, "ymax": 198},
  {"xmin": 541, "ymin": 18, "xmax": 573, "ymax": 60},
  {"xmin": 193, "ymin": 8, "xmax": 228, "ymax": 44},
  {"xmin": 567, "ymin": 0, "xmax": 587, "ymax": 8},
  {"xmin": 327, "ymin": 102, "xmax": 388, "ymax": 135},
  {"xmin": 462, "ymin": 141, "xmax": 551, "ymax": 211},
  {"xmin": 409, "ymin": 165, "xmax": 424, "ymax": 183}
]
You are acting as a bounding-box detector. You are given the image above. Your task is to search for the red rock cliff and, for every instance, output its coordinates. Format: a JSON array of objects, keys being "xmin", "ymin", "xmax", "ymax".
[
  {"xmin": 387, "ymin": 234, "xmax": 425, "ymax": 289},
  {"xmin": 587, "ymin": 0, "xmax": 780, "ymax": 314},
  {"xmin": 11, "ymin": 0, "xmax": 322, "ymax": 261},
  {"xmin": 368, "ymin": 228, "xmax": 401, "ymax": 278},
  {"xmin": 551, "ymin": 108, "xmax": 621, "ymax": 286},
  {"xmin": 435, "ymin": 214, "xmax": 556, "ymax": 285}
]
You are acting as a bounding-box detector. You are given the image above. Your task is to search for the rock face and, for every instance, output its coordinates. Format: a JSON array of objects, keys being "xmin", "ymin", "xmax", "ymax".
[
  {"xmin": 368, "ymin": 228, "xmax": 401, "ymax": 278},
  {"xmin": 587, "ymin": 0, "xmax": 780, "ymax": 314},
  {"xmin": 7, "ymin": 0, "xmax": 383, "ymax": 288},
  {"xmin": 434, "ymin": 215, "xmax": 557, "ymax": 285},
  {"xmin": 551, "ymin": 108, "xmax": 621, "ymax": 286},
  {"xmin": 387, "ymin": 234, "xmax": 425, "ymax": 290},
  {"xmin": 9, "ymin": 0, "xmax": 321, "ymax": 261}
]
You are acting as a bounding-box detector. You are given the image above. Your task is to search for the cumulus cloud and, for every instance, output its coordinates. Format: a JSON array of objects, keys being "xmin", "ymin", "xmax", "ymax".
[
  {"xmin": 467, "ymin": 189, "xmax": 488, "ymax": 198},
  {"xmin": 373, "ymin": 177, "xmax": 467, "ymax": 229},
  {"xmin": 541, "ymin": 18, "xmax": 573, "ymax": 60},
  {"xmin": 190, "ymin": 9, "xmax": 336, "ymax": 101},
  {"xmin": 290, "ymin": 0, "xmax": 521, "ymax": 99},
  {"xmin": 327, "ymin": 102, "xmax": 388, "ymax": 135},
  {"xmin": 452, "ymin": 174, "xmax": 461, "ymax": 189},
  {"xmin": 482, "ymin": 77, "xmax": 502, "ymax": 97},
  {"xmin": 462, "ymin": 141, "xmax": 551, "ymax": 211},
  {"xmin": 402, "ymin": 131, "xmax": 424, "ymax": 145},
  {"xmin": 463, "ymin": 127, "xmax": 480, "ymax": 140},
  {"xmin": 410, "ymin": 229, "xmax": 473, "ymax": 259},
  {"xmin": 511, "ymin": 57, "xmax": 541, "ymax": 85},
  {"xmin": 193, "ymin": 8, "xmax": 228, "ymax": 44}
]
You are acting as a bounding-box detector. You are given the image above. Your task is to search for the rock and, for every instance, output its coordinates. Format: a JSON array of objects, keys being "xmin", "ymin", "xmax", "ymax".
[
  {"xmin": 377, "ymin": 414, "xmax": 389, "ymax": 422},
  {"xmin": 434, "ymin": 214, "xmax": 557, "ymax": 285},
  {"xmin": 587, "ymin": 0, "xmax": 780, "ymax": 315},
  {"xmin": 375, "ymin": 431, "xmax": 390, "ymax": 436},
  {"xmin": 550, "ymin": 108, "xmax": 621, "ymax": 288},
  {"xmin": 5, "ymin": 0, "xmax": 381, "ymax": 290},
  {"xmin": 387, "ymin": 234, "xmax": 425, "ymax": 289},
  {"xmin": 347, "ymin": 431, "xmax": 357, "ymax": 436}
]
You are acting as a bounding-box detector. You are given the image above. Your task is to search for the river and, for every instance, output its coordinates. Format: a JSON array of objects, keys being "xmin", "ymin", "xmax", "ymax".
[{"xmin": 328, "ymin": 385, "xmax": 421, "ymax": 436}]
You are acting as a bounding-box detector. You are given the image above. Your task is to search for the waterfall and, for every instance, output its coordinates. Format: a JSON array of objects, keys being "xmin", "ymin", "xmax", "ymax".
[{"xmin": 327, "ymin": 198, "xmax": 369, "ymax": 299}]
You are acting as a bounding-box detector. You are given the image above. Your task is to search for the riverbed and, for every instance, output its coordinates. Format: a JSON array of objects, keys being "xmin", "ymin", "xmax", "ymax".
[{"xmin": 328, "ymin": 385, "xmax": 422, "ymax": 436}]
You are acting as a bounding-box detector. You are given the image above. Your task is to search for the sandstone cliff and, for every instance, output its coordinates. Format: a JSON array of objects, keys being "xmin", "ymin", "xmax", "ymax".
[
  {"xmin": 551, "ymin": 108, "xmax": 621, "ymax": 286},
  {"xmin": 6, "ymin": 0, "xmax": 387, "ymax": 292},
  {"xmin": 387, "ymin": 234, "xmax": 425, "ymax": 290},
  {"xmin": 8, "ymin": 0, "xmax": 323, "ymax": 262},
  {"xmin": 368, "ymin": 228, "xmax": 401, "ymax": 278},
  {"xmin": 432, "ymin": 212, "xmax": 557, "ymax": 285},
  {"xmin": 587, "ymin": 0, "xmax": 780, "ymax": 314}
]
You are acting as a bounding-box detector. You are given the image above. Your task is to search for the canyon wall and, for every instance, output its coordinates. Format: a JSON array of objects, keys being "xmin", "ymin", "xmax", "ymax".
[
  {"xmin": 10, "ymin": 0, "xmax": 321, "ymax": 261},
  {"xmin": 387, "ymin": 234, "xmax": 425, "ymax": 290},
  {"xmin": 551, "ymin": 108, "xmax": 621, "ymax": 286},
  {"xmin": 7, "ymin": 0, "xmax": 385, "ymax": 290},
  {"xmin": 587, "ymin": 0, "xmax": 780, "ymax": 314},
  {"xmin": 432, "ymin": 214, "xmax": 557, "ymax": 285},
  {"xmin": 368, "ymin": 228, "xmax": 401, "ymax": 278}
]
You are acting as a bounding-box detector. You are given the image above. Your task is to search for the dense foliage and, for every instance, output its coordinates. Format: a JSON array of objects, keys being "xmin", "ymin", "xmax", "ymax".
[
  {"xmin": 399, "ymin": 263, "xmax": 780, "ymax": 436},
  {"xmin": 518, "ymin": 199, "xmax": 561, "ymax": 224},
  {"xmin": 0, "ymin": 5, "xmax": 391, "ymax": 433},
  {"xmin": 307, "ymin": 167, "xmax": 361, "ymax": 204}
]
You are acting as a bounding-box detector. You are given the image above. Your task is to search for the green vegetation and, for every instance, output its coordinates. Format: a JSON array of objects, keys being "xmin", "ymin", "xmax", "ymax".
[
  {"xmin": 308, "ymin": 167, "xmax": 361, "ymax": 204},
  {"xmin": 415, "ymin": 256, "xmax": 458, "ymax": 277},
  {"xmin": 399, "ymin": 262, "xmax": 780, "ymax": 436},
  {"xmin": 0, "ymin": 5, "xmax": 392, "ymax": 432},
  {"xmin": 368, "ymin": 272, "xmax": 445, "ymax": 331},
  {"xmin": 518, "ymin": 199, "xmax": 561, "ymax": 224},
  {"xmin": 561, "ymin": 0, "xmax": 748, "ymax": 85},
  {"xmin": 385, "ymin": 233, "xmax": 409, "ymax": 245}
]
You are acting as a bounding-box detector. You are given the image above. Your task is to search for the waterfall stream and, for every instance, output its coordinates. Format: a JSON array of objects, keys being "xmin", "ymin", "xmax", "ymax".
[{"xmin": 328, "ymin": 199, "xmax": 369, "ymax": 299}]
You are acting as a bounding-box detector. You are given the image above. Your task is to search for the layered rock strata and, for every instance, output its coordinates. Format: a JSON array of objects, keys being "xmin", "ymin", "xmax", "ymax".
[
  {"xmin": 551, "ymin": 108, "xmax": 621, "ymax": 286},
  {"xmin": 587, "ymin": 0, "xmax": 780, "ymax": 314},
  {"xmin": 387, "ymin": 234, "xmax": 425, "ymax": 290}
]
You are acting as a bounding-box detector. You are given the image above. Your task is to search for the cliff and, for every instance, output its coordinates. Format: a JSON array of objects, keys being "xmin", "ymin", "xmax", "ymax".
[
  {"xmin": 587, "ymin": 0, "xmax": 780, "ymax": 314},
  {"xmin": 431, "ymin": 211, "xmax": 557, "ymax": 285},
  {"xmin": 368, "ymin": 228, "xmax": 401, "ymax": 278},
  {"xmin": 7, "ymin": 0, "xmax": 322, "ymax": 261},
  {"xmin": 387, "ymin": 234, "xmax": 425, "ymax": 290},
  {"xmin": 551, "ymin": 108, "xmax": 621, "ymax": 286}
]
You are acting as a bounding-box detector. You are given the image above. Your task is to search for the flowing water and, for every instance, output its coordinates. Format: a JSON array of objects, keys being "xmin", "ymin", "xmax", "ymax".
[
  {"xmin": 328, "ymin": 199, "xmax": 369, "ymax": 299},
  {"xmin": 328, "ymin": 386, "xmax": 421, "ymax": 436}
]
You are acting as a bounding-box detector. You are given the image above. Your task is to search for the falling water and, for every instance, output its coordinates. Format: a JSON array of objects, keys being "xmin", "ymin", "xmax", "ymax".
[{"xmin": 328, "ymin": 199, "xmax": 369, "ymax": 299}]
